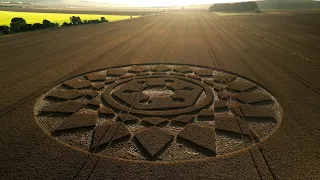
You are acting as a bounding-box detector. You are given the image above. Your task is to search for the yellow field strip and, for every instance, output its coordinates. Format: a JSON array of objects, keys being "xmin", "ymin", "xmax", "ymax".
[{"xmin": 0, "ymin": 11, "xmax": 138, "ymax": 26}]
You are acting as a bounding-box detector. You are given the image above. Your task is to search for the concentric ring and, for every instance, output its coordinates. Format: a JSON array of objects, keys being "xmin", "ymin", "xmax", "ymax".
[{"xmin": 103, "ymin": 75, "xmax": 214, "ymax": 116}]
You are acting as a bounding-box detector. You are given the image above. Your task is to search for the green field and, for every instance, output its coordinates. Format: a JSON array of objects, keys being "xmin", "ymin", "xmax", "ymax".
[{"xmin": 0, "ymin": 11, "xmax": 138, "ymax": 26}]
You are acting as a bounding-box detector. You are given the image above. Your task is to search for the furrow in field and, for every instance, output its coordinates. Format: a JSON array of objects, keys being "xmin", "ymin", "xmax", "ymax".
[
  {"xmin": 0, "ymin": 16, "xmax": 158, "ymax": 79},
  {"xmin": 0, "ymin": 17, "xmax": 153, "ymax": 72},
  {"xmin": 226, "ymin": 16, "xmax": 320, "ymax": 66},
  {"xmin": 198, "ymin": 14, "xmax": 269, "ymax": 180},
  {"xmin": 0, "ymin": 15, "xmax": 161, "ymax": 115},
  {"xmin": 73, "ymin": 15, "xmax": 179, "ymax": 179},
  {"xmin": 204, "ymin": 13, "xmax": 320, "ymax": 138},
  {"xmin": 80, "ymin": 15, "xmax": 172, "ymax": 71},
  {"xmin": 0, "ymin": 26, "xmax": 117, "ymax": 75},
  {"xmin": 210, "ymin": 14, "xmax": 320, "ymax": 94}
]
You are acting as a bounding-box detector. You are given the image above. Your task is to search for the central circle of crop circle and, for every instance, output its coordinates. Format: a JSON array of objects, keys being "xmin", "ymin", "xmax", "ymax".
[
  {"xmin": 102, "ymin": 75, "xmax": 214, "ymax": 116},
  {"xmin": 34, "ymin": 64, "xmax": 282, "ymax": 162},
  {"xmin": 142, "ymin": 88, "xmax": 174, "ymax": 98}
]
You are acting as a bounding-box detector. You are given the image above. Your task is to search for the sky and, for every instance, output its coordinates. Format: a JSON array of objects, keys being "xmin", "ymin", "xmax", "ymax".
[
  {"xmin": 23, "ymin": 0, "xmax": 310, "ymax": 7},
  {"xmin": 86, "ymin": 0, "xmax": 311, "ymax": 7},
  {"xmin": 75, "ymin": 0, "xmax": 255, "ymax": 7}
]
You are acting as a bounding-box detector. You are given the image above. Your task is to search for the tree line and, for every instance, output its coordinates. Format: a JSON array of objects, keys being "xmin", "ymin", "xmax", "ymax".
[
  {"xmin": 0, "ymin": 18, "xmax": 59, "ymax": 35},
  {"xmin": 0, "ymin": 16, "xmax": 109, "ymax": 35},
  {"xmin": 61, "ymin": 16, "xmax": 108, "ymax": 26},
  {"xmin": 208, "ymin": 1, "xmax": 259, "ymax": 12}
]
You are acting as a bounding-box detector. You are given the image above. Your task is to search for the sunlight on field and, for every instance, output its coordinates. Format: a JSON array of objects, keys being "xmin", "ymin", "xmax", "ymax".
[{"xmin": 0, "ymin": 11, "xmax": 138, "ymax": 26}]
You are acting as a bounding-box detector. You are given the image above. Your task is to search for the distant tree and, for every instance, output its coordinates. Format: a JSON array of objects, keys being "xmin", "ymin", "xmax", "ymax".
[
  {"xmin": 101, "ymin": 17, "xmax": 106, "ymax": 22},
  {"xmin": 254, "ymin": 8, "xmax": 262, "ymax": 13},
  {"xmin": 87, "ymin": 19, "xmax": 101, "ymax": 24},
  {"xmin": 208, "ymin": 2, "xmax": 258, "ymax": 12},
  {"xmin": 43, "ymin": 19, "xmax": 51, "ymax": 28},
  {"xmin": 0, "ymin": 26, "xmax": 10, "ymax": 35},
  {"xmin": 24, "ymin": 24, "xmax": 33, "ymax": 31},
  {"xmin": 33, "ymin": 23, "xmax": 43, "ymax": 30},
  {"xmin": 62, "ymin": 22, "xmax": 70, "ymax": 26},
  {"xmin": 10, "ymin": 17, "xmax": 27, "ymax": 33},
  {"xmin": 70, "ymin": 16, "xmax": 83, "ymax": 25},
  {"xmin": 70, "ymin": 16, "xmax": 76, "ymax": 25},
  {"xmin": 76, "ymin": 16, "xmax": 83, "ymax": 24}
]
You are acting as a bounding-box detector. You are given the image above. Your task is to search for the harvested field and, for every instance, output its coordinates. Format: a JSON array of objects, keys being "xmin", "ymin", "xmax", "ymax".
[{"xmin": 0, "ymin": 11, "xmax": 319, "ymax": 179}]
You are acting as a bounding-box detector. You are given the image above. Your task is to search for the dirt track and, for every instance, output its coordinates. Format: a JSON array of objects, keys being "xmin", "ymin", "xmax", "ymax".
[{"xmin": 0, "ymin": 12, "xmax": 319, "ymax": 179}]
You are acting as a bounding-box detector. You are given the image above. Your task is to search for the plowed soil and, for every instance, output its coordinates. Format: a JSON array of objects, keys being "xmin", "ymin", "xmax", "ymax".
[{"xmin": 0, "ymin": 11, "xmax": 319, "ymax": 179}]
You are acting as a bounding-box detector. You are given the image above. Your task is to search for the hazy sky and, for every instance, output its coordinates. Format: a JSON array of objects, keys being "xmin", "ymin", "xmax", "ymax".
[
  {"xmin": 60, "ymin": 0, "xmax": 312, "ymax": 7},
  {"xmin": 76, "ymin": 0, "xmax": 253, "ymax": 7}
]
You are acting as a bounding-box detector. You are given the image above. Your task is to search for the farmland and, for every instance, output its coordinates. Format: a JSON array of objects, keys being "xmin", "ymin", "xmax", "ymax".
[
  {"xmin": 0, "ymin": 10, "xmax": 137, "ymax": 26},
  {"xmin": 0, "ymin": 10, "xmax": 319, "ymax": 179}
]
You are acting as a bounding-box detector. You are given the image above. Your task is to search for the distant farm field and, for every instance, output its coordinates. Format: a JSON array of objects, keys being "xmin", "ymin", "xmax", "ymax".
[{"xmin": 0, "ymin": 11, "xmax": 138, "ymax": 26}]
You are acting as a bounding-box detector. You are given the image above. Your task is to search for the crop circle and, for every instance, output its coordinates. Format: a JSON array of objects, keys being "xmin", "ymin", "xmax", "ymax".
[{"xmin": 34, "ymin": 64, "xmax": 282, "ymax": 161}]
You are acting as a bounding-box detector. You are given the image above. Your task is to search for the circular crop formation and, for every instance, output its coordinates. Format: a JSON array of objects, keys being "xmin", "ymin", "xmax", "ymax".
[{"xmin": 34, "ymin": 64, "xmax": 282, "ymax": 161}]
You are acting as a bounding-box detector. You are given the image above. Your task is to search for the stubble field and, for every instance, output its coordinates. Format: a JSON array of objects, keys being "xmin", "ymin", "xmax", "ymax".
[{"xmin": 0, "ymin": 10, "xmax": 319, "ymax": 179}]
